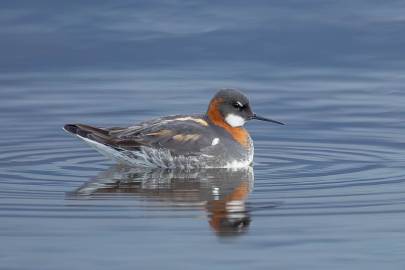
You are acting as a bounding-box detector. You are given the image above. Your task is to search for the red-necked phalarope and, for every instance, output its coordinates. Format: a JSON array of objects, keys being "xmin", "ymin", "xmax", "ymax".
[{"xmin": 64, "ymin": 89, "xmax": 284, "ymax": 168}]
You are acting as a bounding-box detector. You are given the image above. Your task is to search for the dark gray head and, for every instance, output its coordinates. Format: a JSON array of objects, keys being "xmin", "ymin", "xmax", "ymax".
[{"xmin": 207, "ymin": 89, "xmax": 284, "ymax": 127}]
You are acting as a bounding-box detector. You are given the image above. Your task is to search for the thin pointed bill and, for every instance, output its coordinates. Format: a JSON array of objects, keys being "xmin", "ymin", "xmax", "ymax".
[{"xmin": 251, "ymin": 114, "xmax": 284, "ymax": 125}]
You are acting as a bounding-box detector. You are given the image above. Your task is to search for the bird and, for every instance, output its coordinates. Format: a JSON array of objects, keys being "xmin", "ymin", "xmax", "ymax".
[{"xmin": 63, "ymin": 89, "xmax": 283, "ymax": 168}]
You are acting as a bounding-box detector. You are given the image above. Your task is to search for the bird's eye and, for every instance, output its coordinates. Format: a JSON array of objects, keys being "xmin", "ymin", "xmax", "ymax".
[{"xmin": 233, "ymin": 101, "xmax": 244, "ymax": 110}]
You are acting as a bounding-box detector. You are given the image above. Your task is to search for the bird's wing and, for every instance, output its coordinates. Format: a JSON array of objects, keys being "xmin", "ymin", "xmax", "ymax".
[{"xmin": 106, "ymin": 115, "xmax": 215, "ymax": 155}]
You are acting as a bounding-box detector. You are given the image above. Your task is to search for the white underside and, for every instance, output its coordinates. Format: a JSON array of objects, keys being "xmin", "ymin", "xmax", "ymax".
[
  {"xmin": 224, "ymin": 159, "xmax": 252, "ymax": 169},
  {"xmin": 78, "ymin": 136, "xmax": 253, "ymax": 169}
]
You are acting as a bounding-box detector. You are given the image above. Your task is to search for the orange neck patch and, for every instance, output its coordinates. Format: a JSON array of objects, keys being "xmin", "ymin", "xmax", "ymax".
[{"xmin": 207, "ymin": 98, "xmax": 250, "ymax": 147}]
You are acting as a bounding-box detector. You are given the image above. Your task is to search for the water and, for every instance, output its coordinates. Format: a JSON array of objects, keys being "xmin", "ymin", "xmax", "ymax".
[{"xmin": 1, "ymin": 1, "xmax": 405, "ymax": 269}]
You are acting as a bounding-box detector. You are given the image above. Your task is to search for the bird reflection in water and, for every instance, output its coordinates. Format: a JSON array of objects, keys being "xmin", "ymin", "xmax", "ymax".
[{"xmin": 70, "ymin": 165, "xmax": 255, "ymax": 236}]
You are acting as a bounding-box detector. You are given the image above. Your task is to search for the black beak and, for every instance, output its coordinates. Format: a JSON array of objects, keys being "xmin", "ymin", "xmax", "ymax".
[{"xmin": 250, "ymin": 114, "xmax": 284, "ymax": 125}]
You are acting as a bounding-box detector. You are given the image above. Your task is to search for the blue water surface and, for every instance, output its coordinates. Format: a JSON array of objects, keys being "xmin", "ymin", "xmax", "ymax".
[{"xmin": 1, "ymin": 1, "xmax": 405, "ymax": 269}]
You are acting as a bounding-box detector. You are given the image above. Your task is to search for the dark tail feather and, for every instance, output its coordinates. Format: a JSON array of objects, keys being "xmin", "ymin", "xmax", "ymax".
[
  {"xmin": 64, "ymin": 124, "xmax": 142, "ymax": 151},
  {"xmin": 63, "ymin": 124, "xmax": 112, "ymax": 144}
]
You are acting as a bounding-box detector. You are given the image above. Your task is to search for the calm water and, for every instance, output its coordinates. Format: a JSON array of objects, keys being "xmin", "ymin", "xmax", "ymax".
[{"xmin": 1, "ymin": 1, "xmax": 405, "ymax": 269}]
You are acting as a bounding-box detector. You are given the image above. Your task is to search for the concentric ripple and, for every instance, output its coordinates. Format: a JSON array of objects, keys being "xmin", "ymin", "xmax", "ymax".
[
  {"xmin": 251, "ymin": 138, "xmax": 405, "ymax": 217},
  {"xmin": 1, "ymin": 124, "xmax": 404, "ymax": 220}
]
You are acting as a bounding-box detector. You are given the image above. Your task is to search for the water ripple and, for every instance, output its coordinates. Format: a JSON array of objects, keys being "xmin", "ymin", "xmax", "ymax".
[{"xmin": 0, "ymin": 126, "xmax": 404, "ymax": 222}]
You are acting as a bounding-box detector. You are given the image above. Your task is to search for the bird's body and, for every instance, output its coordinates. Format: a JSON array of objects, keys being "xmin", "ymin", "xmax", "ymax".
[{"xmin": 64, "ymin": 89, "xmax": 282, "ymax": 168}]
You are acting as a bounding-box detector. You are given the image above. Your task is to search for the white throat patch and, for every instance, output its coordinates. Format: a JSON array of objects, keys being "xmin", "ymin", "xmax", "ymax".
[{"xmin": 225, "ymin": 114, "xmax": 245, "ymax": 127}]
